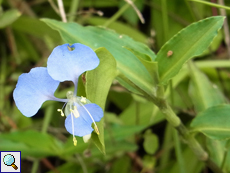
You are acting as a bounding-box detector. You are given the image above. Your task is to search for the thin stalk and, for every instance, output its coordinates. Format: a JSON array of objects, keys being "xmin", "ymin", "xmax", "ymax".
[
  {"xmin": 57, "ymin": 0, "xmax": 67, "ymax": 22},
  {"xmin": 76, "ymin": 155, "xmax": 88, "ymax": 173},
  {"xmin": 31, "ymin": 105, "xmax": 54, "ymax": 172},
  {"xmin": 135, "ymin": 101, "xmax": 140, "ymax": 125},
  {"xmin": 161, "ymin": 0, "xmax": 169, "ymax": 42},
  {"xmin": 103, "ymin": 0, "xmax": 136, "ymax": 27},
  {"xmin": 159, "ymin": 123, "xmax": 173, "ymax": 169},
  {"xmin": 41, "ymin": 105, "xmax": 54, "ymax": 134},
  {"xmin": 218, "ymin": 0, "xmax": 230, "ymax": 59},
  {"xmin": 169, "ymin": 80, "xmax": 174, "ymax": 106},
  {"xmin": 184, "ymin": 0, "xmax": 196, "ymax": 21},
  {"xmin": 220, "ymin": 148, "xmax": 228, "ymax": 169},
  {"xmin": 190, "ymin": 0, "xmax": 230, "ymax": 11},
  {"xmin": 161, "ymin": 0, "xmax": 175, "ymax": 107},
  {"xmin": 173, "ymin": 129, "xmax": 186, "ymax": 173},
  {"xmin": 31, "ymin": 161, "xmax": 39, "ymax": 173},
  {"xmin": 68, "ymin": 0, "xmax": 80, "ymax": 22}
]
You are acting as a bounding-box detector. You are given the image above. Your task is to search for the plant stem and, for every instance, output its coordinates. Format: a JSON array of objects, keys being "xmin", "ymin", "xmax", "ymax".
[
  {"xmin": 31, "ymin": 105, "xmax": 54, "ymax": 173},
  {"xmin": 173, "ymin": 129, "xmax": 186, "ymax": 173},
  {"xmin": 41, "ymin": 105, "xmax": 54, "ymax": 134},
  {"xmin": 135, "ymin": 101, "xmax": 140, "ymax": 125},
  {"xmin": 31, "ymin": 160, "xmax": 39, "ymax": 173},
  {"xmin": 190, "ymin": 0, "xmax": 230, "ymax": 11},
  {"xmin": 68, "ymin": 0, "xmax": 80, "ymax": 22},
  {"xmin": 220, "ymin": 147, "xmax": 228, "ymax": 169},
  {"xmin": 155, "ymin": 97, "xmax": 223, "ymax": 173},
  {"xmin": 159, "ymin": 123, "xmax": 173, "ymax": 170},
  {"xmin": 57, "ymin": 0, "xmax": 67, "ymax": 22},
  {"xmin": 103, "ymin": 0, "xmax": 136, "ymax": 27},
  {"xmin": 161, "ymin": 0, "xmax": 169, "ymax": 42}
]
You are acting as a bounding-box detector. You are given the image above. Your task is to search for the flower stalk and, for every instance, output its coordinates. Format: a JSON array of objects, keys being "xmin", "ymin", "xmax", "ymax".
[{"xmin": 152, "ymin": 89, "xmax": 223, "ymax": 173}]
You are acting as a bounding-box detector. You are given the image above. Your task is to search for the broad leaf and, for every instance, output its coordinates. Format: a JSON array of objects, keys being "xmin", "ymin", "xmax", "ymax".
[
  {"xmin": 155, "ymin": 16, "xmax": 225, "ymax": 85},
  {"xmin": 0, "ymin": 130, "xmax": 62, "ymax": 158},
  {"xmin": 124, "ymin": 46, "xmax": 159, "ymax": 84},
  {"xmin": 143, "ymin": 130, "xmax": 159, "ymax": 154},
  {"xmin": 0, "ymin": 9, "xmax": 21, "ymax": 28},
  {"xmin": 86, "ymin": 47, "xmax": 117, "ymax": 154},
  {"xmin": 190, "ymin": 104, "xmax": 230, "ymax": 140},
  {"xmin": 188, "ymin": 62, "xmax": 226, "ymax": 112},
  {"xmin": 41, "ymin": 18, "xmax": 156, "ymax": 96}
]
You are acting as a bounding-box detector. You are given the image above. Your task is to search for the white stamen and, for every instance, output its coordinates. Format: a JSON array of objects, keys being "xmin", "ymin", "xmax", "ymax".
[
  {"xmin": 80, "ymin": 96, "xmax": 87, "ymax": 104},
  {"xmin": 57, "ymin": 102, "xmax": 67, "ymax": 117},
  {"xmin": 71, "ymin": 110, "xmax": 77, "ymax": 146},
  {"xmin": 73, "ymin": 137, "xmax": 77, "ymax": 146},
  {"xmin": 70, "ymin": 106, "xmax": 80, "ymax": 118},
  {"xmin": 57, "ymin": 109, "xmax": 65, "ymax": 116},
  {"xmin": 79, "ymin": 102, "xmax": 100, "ymax": 135},
  {"xmin": 83, "ymin": 134, "xmax": 91, "ymax": 143}
]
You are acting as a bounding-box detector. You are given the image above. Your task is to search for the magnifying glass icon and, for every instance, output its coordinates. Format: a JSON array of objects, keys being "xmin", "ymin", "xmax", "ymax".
[{"xmin": 3, "ymin": 154, "xmax": 18, "ymax": 170}]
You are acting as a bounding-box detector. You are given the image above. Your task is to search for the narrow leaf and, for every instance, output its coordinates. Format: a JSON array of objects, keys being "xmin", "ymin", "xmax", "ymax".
[
  {"xmin": 41, "ymin": 18, "xmax": 156, "ymax": 95},
  {"xmin": 155, "ymin": 16, "xmax": 225, "ymax": 85}
]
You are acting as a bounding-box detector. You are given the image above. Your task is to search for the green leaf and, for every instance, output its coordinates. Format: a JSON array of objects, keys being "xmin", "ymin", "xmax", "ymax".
[
  {"xmin": 143, "ymin": 130, "xmax": 159, "ymax": 154},
  {"xmin": 124, "ymin": 46, "xmax": 159, "ymax": 84},
  {"xmin": 120, "ymin": 101, "xmax": 164, "ymax": 126},
  {"xmin": 0, "ymin": 130, "xmax": 62, "ymax": 158},
  {"xmin": 41, "ymin": 18, "xmax": 156, "ymax": 96},
  {"xmin": 12, "ymin": 16, "xmax": 60, "ymax": 42},
  {"xmin": 188, "ymin": 62, "xmax": 226, "ymax": 112},
  {"xmin": 86, "ymin": 47, "xmax": 117, "ymax": 154},
  {"xmin": 155, "ymin": 16, "xmax": 225, "ymax": 85},
  {"xmin": 61, "ymin": 125, "xmax": 144, "ymax": 157},
  {"xmin": 190, "ymin": 104, "xmax": 230, "ymax": 140},
  {"xmin": 110, "ymin": 156, "xmax": 131, "ymax": 173},
  {"xmin": 86, "ymin": 16, "xmax": 148, "ymax": 43},
  {"xmin": 0, "ymin": 9, "xmax": 21, "ymax": 28}
]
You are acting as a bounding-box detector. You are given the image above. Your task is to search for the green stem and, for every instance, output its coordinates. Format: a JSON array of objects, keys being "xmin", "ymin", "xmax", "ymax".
[
  {"xmin": 31, "ymin": 105, "xmax": 54, "ymax": 172},
  {"xmin": 135, "ymin": 101, "xmax": 140, "ymax": 125},
  {"xmin": 220, "ymin": 148, "xmax": 228, "ymax": 169},
  {"xmin": 154, "ymin": 97, "xmax": 223, "ymax": 173},
  {"xmin": 31, "ymin": 160, "xmax": 39, "ymax": 173},
  {"xmin": 169, "ymin": 80, "xmax": 174, "ymax": 106},
  {"xmin": 161, "ymin": 0, "xmax": 169, "ymax": 42},
  {"xmin": 173, "ymin": 129, "xmax": 186, "ymax": 173},
  {"xmin": 159, "ymin": 123, "xmax": 173, "ymax": 169},
  {"xmin": 103, "ymin": 0, "xmax": 136, "ymax": 27},
  {"xmin": 68, "ymin": 0, "xmax": 80, "ymax": 22},
  {"xmin": 190, "ymin": 0, "xmax": 230, "ymax": 11},
  {"xmin": 41, "ymin": 105, "xmax": 54, "ymax": 134},
  {"xmin": 157, "ymin": 99, "xmax": 181, "ymax": 127},
  {"xmin": 184, "ymin": 0, "xmax": 196, "ymax": 21}
]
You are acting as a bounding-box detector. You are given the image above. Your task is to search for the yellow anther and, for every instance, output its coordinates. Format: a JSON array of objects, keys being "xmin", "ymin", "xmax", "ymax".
[
  {"xmin": 57, "ymin": 109, "xmax": 65, "ymax": 117},
  {"xmin": 70, "ymin": 106, "xmax": 80, "ymax": 118},
  {"xmin": 94, "ymin": 126, "xmax": 100, "ymax": 135},
  {"xmin": 73, "ymin": 137, "xmax": 77, "ymax": 146},
  {"xmin": 80, "ymin": 96, "xmax": 87, "ymax": 104}
]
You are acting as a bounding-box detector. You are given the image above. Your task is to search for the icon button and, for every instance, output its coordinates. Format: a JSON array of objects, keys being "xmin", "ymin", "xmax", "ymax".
[{"xmin": 3, "ymin": 155, "xmax": 18, "ymax": 170}]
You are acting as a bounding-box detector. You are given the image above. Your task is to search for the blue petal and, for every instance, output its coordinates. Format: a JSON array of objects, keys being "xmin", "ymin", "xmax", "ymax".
[
  {"xmin": 13, "ymin": 67, "xmax": 61, "ymax": 117},
  {"xmin": 65, "ymin": 103, "xmax": 103, "ymax": 137},
  {"xmin": 47, "ymin": 43, "xmax": 99, "ymax": 85}
]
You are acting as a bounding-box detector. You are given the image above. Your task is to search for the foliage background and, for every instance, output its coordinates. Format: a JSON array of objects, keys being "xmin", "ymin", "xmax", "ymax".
[{"xmin": 1, "ymin": 0, "xmax": 230, "ymax": 173}]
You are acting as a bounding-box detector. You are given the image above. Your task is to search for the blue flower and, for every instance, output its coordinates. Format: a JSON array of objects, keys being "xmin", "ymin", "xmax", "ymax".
[{"xmin": 13, "ymin": 43, "xmax": 103, "ymax": 145}]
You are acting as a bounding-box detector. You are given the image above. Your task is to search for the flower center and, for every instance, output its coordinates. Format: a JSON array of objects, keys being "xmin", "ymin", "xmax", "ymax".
[{"xmin": 57, "ymin": 90, "xmax": 100, "ymax": 146}]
